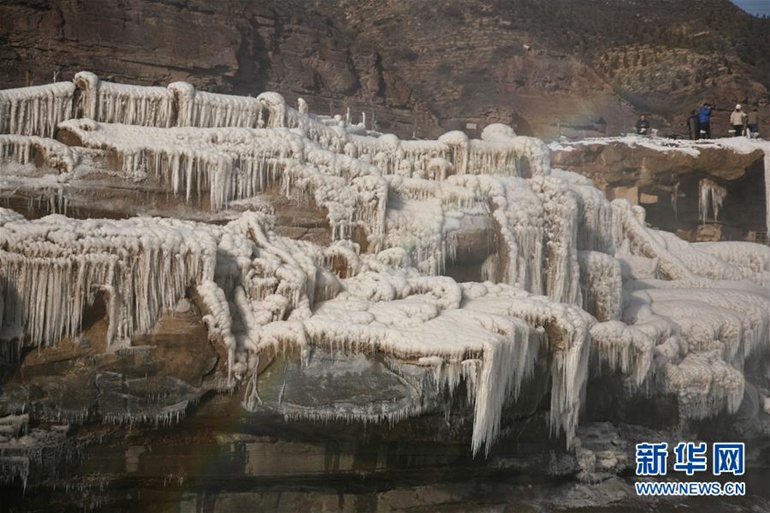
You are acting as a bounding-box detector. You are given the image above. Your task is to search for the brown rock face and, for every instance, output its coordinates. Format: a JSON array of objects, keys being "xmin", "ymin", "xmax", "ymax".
[
  {"xmin": 2, "ymin": 0, "xmax": 768, "ymax": 140},
  {"xmin": 0, "ymin": 0, "xmax": 417, "ymax": 135}
]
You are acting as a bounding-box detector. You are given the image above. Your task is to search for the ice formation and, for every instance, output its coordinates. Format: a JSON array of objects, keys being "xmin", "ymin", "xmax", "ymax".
[
  {"xmin": 0, "ymin": 73, "xmax": 769, "ymax": 456},
  {"xmin": 0, "ymin": 135, "xmax": 75, "ymax": 173},
  {"xmin": 74, "ymin": 72, "xmax": 174, "ymax": 127},
  {"xmin": 0, "ymin": 213, "xmax": 217, "ymax": 346},
  {"xmin": 766, "ymin": 149, "xmax": 770, "ymax": 235},
  {"xmin": 698, "ymin": 178, "xmax": 727, "ymax": 225},
  {"xmin": 0, "ymin": 83, "xmax": 75, "ymax": 138}
]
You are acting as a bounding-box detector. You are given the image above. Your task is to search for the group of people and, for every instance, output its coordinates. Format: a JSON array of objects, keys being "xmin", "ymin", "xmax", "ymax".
[
  {"xmin": 635, "ymin": 103, "xmax": 761, "ymax": 139},
  {"xmin": 686, "ymin": 102, "xmax": 760, "ymax": 140}
]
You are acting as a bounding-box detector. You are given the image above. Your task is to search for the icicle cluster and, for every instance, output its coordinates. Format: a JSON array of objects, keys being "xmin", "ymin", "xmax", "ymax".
[
  {"xmin": 0, "ymin": 211, "xmax": 217, "ymax": 347},
  {"xmin": 74, "ymin": 71, "xmax": 174, "ymax": 127},
  {"xmin": 578, "ymin": 251, "xmax": 621, "ymax": 322},
  {"xmin": 0, "ymin": 83, "xmax": 75, "ymax": 138},
  {"xmin": 58, "ymin": 120, "xmax": 388, "ymax": 243},
  {"xmin": 698, "ymin": 178, "xmax": 727, "ymax": 225},
  {"xmin": 174, "ymin": 83, "xmax": 264, "ymax": 128},
  {"xmin": 552, "ymin": 169, "xmax": 615, "ymax": 254}
]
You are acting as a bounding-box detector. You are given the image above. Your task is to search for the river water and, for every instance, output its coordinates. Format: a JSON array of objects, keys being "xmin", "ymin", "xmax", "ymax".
[{"xmin": 2, "ymin": 397, "xmax": 769, "ymax": 512}]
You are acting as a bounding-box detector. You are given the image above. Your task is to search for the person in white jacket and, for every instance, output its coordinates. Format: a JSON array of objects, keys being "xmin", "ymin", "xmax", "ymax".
[{"xmin": 730, "ymin": 105, "xmax": 747, "ymax": 136}]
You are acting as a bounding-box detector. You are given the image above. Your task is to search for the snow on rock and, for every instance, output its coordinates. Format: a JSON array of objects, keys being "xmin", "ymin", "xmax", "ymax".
[
  {"xmin": 553, "ymin": 136, "xmax": 770, "ymax": 236},
  {"xmin": 549, "ymin": 134, "xmax": 765, "ymax": 159},
  {"xmin": 0, "ymin": 135, "xmax": 75, "ymax": 174},
  {"xmin": 693, "ymin": 242, "xmax": 770, "ymax": 275},
  {"xmin": 578, "ymin": 251, "xmax": 621, "ymax": 322}
]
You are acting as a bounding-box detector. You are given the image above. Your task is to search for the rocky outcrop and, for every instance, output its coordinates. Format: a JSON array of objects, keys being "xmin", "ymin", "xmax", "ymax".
[
  {"xmin": 551, "ymin": 137, "xmax": 769, "ymax": 240},
  {"xmin": 551, "ymin": 138, "xmax": 765, "ymax": 186}
]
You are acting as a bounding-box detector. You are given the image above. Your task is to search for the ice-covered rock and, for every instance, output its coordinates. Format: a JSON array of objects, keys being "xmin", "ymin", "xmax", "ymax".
[{"xmin": 0, "ymin": 73, "xmax": 768, "ymax": 460}]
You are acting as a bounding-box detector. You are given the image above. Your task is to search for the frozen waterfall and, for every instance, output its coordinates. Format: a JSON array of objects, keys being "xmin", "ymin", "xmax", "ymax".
[{"xmin": 0, "ymin": 73, "xmax": 768, "ymax": 457}]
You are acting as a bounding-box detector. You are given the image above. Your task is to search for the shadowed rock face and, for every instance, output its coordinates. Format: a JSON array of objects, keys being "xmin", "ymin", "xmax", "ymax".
[{"xmin": 0, "ymin": 299, "xmax": 217, "ymax": 424}]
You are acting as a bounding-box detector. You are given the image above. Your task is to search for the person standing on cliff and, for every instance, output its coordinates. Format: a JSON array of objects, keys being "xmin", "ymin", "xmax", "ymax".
[
  {"xmin": 698, "ymin": 102, "xmax": 713, "ymax": 139},
  {"xmin": 747, "ymin": 106, "xmax": 759, "ymax": 137},
  {"xmin": 730, "ymin": 104, "xmax": 747, "ymax": 137},
  {"xmin": 635, "ymin": 114, "xmax": 651, "ymax": 136},
  {"xmin": 687, "ymin": 110, "xmax": 699, "ymax": 140}
]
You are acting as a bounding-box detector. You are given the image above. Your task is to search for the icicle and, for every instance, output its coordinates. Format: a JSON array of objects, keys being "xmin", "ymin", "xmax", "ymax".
[
  {"xmin": 97, "ymin": 82, "xmax": 174, "ymax": 127},
  {"xmin": 578, "ymin": 251, "xmax": 621, "ymax": 321},
  {"xmin": 590, "ymin": 321, "xmax": 654, "ymax": 386},
  {"xmin": 765, "ymin": 146, "xmax": 770, "ymax": 236},
  {"xmin": 672, "ymin": 181, "xmax": 680, "ymax": 225}
]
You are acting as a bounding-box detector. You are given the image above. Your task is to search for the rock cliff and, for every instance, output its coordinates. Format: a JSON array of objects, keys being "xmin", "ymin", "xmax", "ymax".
[{"xmin": 1, "ymin": 0, "xmax": 769, "ymax": 139}]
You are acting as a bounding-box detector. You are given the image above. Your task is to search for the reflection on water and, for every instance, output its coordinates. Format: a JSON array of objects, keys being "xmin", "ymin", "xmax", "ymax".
[{"xmin": 1, "ymin": 406, "xmax": 768, "ymax": 513}]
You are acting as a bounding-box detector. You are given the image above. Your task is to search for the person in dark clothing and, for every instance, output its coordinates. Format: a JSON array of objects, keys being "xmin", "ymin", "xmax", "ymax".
[
  {"xmin": 698, "ymin": 102, "xmax": 712, "ymax": 139},
  {"xmin": 635, "ymin": 114, "xmax": 651, "ymax": 136},
  {"xmin": 687, "ymin": 110, "xmax": 699, "ymax": 140},
  {"xmin": 747, "ymin": 106, "xmax": 759, "ymax": 137}
]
